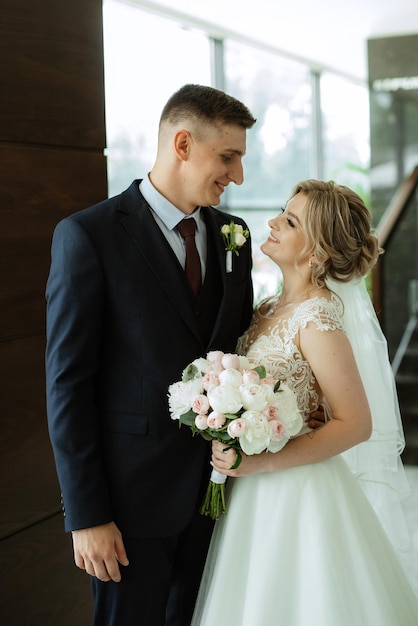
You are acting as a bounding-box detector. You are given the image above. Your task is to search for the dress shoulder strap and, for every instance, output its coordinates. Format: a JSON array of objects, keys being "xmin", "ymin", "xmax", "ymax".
[{"xmin": 287, "ymin": 294, "xmax": 345, "ymax": 337}]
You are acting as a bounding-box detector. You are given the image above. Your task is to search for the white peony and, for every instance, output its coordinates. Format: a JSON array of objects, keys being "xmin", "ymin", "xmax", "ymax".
[
  {"xmin": 168, "ymin": 378, "xmax": 204, "ymax": 420},
  {"xmin": 270, "ymin": 384, "xmax": 303, "ymax": 436},
  {"xmin": 239, "ymin": 383, "xmax": 271, "ymax": 411},
  {"xmin": 267, "ymin": 436, "xmax": 290, "ymax": 453},
  {"xmin": 218, "ymin": 368, "xmax": 243, "ymax": 388},
  {"xmin": 238, "ymin": 355, "xmax": 251, "ymax": 370},
  {"xmin": 239, "ymin": 410, "xmax": 272, "ymax": 454},
  {"xmin": 207, "ymin": 384, "xmax": 243, "ymax": 414},
  {"xmin": 192, "ymin": 357, "xmax": 210, "ymax": 373}
]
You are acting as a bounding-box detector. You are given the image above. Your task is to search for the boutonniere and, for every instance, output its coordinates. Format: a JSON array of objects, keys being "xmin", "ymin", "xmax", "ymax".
[{"xmin": 220, "ymin": 221, "xmax": 249, "ymax": 273}]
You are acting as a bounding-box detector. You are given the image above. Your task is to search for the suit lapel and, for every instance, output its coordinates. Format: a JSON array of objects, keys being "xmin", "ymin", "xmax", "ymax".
[
  {"xmin": 202, "ymin": 208, "xmax": 231, "ymax": 346},
  {"xmin": 116, "ymin": 184, "xmax": 203, "ymax": 344}
]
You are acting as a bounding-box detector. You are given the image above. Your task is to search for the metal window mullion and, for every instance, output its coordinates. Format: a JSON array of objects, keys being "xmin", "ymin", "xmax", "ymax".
[{"xmin": 311, "ymin": 69, "xmax": 324, "ymax": 179}]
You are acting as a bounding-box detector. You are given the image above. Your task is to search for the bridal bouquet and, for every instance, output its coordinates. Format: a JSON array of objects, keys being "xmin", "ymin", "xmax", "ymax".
[{"xmin": 168, "ymin": 351, "xmax": 303, "ymax": 519}]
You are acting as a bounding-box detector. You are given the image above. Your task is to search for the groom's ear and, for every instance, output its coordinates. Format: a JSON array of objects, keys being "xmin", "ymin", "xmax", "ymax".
[{"xmin": 173, "ymin": 129, "xmax": 191, "ymax": 161}]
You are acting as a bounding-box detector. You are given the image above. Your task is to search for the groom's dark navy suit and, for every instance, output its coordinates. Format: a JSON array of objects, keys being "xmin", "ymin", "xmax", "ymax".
[{"xmin": 46, "ymin": 180, "xmax": 253, "ymax": 623}]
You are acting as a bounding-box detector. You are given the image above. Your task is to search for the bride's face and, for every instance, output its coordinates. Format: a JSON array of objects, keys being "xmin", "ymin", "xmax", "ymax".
[{"xmin": 261, "ymin": 192, "xmax": 309, "ymax": 267}]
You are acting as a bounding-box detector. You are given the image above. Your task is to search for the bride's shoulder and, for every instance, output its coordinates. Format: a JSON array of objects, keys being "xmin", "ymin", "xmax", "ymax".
[{"xmin": 295, "ymin": 290, "xmax": 344, "ymax": 330}]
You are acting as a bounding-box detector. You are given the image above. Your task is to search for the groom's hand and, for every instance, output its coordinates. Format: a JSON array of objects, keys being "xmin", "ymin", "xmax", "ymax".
[
  {"xmin": 307, "ymin": 404, "xmax": 326, "ymax": 430},
  {"xmin": 72, "ymin": 521, "xmax": 129, "ymax": 582}
]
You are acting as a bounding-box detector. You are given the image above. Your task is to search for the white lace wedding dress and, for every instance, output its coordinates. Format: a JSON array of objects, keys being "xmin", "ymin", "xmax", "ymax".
[{"xmin": 191, "ymin": 295, "xmax": 418, "ymax": 626}]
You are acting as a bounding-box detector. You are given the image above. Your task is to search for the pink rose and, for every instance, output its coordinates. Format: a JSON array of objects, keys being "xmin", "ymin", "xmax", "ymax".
[
  {"xmin": 206, "ymin": 361, "xmax": 224, "ymax": 375},
  {"xmin": 221, "ymin": 353, "xmax": 241, "ymax": 370},
  {"xmin": 263, "ymin": 405, "xmax": 280, "ymax": 421},
  {"xmin": 242, "ymin": 369, "xmax": 260, "ymax": 385},
  {"xmin": 227, "ymin": 418, "xmax": 247, "ymax": 438},
  {"xmin": 207, "ymin": 411, "xmax": 226, "ymax": 429},
  {"xmin": 202, "ymin": 372, "xmax": 220, "ymax": 391},
  {"xmin": 195, "ymin": 414, "xmax": 209, "ymax": 430},
  {"xmin": 192, "ymin": 394, "xmax": 210, "ymax": 415},
  {"xmin": 269, "ymin": 419, "xmax": 286, "ymax": 440}
]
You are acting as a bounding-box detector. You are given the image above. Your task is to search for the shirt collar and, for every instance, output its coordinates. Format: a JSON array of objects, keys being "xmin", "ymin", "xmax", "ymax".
[{"xmin": 139, "ymin": 175, "xmax": 202, "ymax": 231}]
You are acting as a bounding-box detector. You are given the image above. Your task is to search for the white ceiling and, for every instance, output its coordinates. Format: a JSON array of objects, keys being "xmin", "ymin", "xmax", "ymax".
[{"xmin": 136, "ymin": 0, "xmax": 418, "ymax": 81}]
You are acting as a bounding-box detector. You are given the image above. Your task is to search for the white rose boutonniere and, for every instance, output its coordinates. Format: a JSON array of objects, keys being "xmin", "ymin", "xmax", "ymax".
[{"xmin": 220, "ymin": 220, "xmax": 249, "ymax": 273}]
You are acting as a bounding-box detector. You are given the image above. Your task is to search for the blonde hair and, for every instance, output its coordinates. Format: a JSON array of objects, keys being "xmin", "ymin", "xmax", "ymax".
[{"xmin": 290, "ymin": 180, "xmax": 381, "ymax": 287}]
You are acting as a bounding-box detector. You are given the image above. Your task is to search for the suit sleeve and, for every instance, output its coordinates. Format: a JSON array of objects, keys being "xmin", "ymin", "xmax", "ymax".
[{"xmin": 45, "ymin": 217, "xmax": 113, "ymax": 531}]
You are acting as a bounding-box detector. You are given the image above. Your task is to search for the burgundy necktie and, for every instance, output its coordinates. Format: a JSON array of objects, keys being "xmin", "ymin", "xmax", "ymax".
[{"xmin": 177, "ymin": 218, "xmax": 202, "ymax": 297}]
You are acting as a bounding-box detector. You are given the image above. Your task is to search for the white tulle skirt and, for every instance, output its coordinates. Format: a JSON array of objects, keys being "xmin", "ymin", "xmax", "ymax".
[{"xmin": 191, "ymin": 456, "xmax": 418, "ymax": 626}]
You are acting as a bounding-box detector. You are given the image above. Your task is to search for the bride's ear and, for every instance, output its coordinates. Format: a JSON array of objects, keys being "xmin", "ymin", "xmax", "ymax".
[
  {"xmin": 308, "ymin": 254, "xmax": 317, "ymax": 268},
  {"xmin": 309, "ymin": 251, "xmax": 330, "ymax": 268}
]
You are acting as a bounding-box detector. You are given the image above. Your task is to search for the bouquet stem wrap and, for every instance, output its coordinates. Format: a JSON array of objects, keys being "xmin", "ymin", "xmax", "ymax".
[{"xmin": 199, "ymin": 469, "xmax": 227, "ymax": 519}]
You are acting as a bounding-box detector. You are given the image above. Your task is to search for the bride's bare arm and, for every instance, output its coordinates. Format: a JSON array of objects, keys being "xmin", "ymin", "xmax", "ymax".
[{"xmin": 212, "ymin": 324, "xmax": 372, "ymax": 477}]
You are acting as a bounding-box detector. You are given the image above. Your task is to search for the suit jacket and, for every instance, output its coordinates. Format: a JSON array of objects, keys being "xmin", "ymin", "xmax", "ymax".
[{"xmin": 46, "ymin": 180, "xmax": 253, "ymax": 537}]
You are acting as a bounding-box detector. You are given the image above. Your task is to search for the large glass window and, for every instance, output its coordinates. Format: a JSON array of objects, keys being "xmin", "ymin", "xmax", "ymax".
[
  {"xmin": 223, "ymin": 41, "xmax": 312, "ymax": 210},
  {"xmin": 103, "ymin": 0, "xmax": 211, "ymax": 196},
  {"xmin": 223, "ymin": 41, "xmax": 312, "ymax": 301},
  {"xmin": 321, "ymin": 73, "xmax": 370, "ymax": 202}
]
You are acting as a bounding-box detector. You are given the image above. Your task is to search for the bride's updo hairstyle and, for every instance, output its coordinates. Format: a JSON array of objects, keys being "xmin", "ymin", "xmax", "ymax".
[{"xmin": 292, "ymin": 179, "xmax": 381, "ymax": 287}]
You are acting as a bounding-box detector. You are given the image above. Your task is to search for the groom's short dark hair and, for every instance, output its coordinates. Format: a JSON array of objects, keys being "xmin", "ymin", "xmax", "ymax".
[{"xmin": 160, "ymin": 84, "xmax": 256, "ymax": 129}]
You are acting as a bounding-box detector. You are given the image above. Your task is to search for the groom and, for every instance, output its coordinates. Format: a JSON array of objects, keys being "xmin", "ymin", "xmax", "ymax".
[{"xmin": 45, "ymin": 84, "xmax": 256, "ymax": 626}]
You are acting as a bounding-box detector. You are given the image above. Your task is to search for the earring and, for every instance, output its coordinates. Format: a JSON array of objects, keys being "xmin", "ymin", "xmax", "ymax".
[{"xmin": 308, "ymin": 260, "xmax": 314, "ymax": 268}]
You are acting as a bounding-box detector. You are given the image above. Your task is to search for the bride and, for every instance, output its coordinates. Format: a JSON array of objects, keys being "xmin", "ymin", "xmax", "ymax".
[{"xmin": 191, "ymin": 180, "xmax": 418, "ymax": 625}]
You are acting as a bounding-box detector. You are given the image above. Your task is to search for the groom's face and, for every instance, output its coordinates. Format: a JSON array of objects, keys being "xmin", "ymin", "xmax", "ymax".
[{"xmin": 184, "ymin": 122, "xmax": 247, "ymax": 208}]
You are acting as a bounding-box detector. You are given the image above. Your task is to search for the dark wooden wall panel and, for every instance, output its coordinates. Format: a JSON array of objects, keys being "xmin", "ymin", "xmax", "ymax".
[
  {"xmin": 0, "ymin": 145, "xmax": 106, "ymax": 339},
  {"xmin": 0, "ymin": 335, "xmax": 58, "ymax": 540},
  {"xmin": 0, "ymin": 0, "xmax": 105, "ymax": 148},
  {"xmin": 0, "ymin": 515, "xmax": 92, "ymax": 626},
  {"xmin": 0, "ymin": 0, "xmax": 107, "ymax": 620}
]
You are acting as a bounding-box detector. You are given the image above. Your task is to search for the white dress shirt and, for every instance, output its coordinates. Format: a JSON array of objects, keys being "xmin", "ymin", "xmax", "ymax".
[{"xmin": 139, "ymin": 176, "xmax": 207, "ymax": 279}]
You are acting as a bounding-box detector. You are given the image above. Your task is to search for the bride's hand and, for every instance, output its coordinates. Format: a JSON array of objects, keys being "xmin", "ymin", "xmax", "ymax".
[
  {"xmin": 211, "ymin": 440, "xmax": 239, "ymax": 473},
  {"xmin": 211, "ymin": 440, "xmax": 270, "ymax": 476}
]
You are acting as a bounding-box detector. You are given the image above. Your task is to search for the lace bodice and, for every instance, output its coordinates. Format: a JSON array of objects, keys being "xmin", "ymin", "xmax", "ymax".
[{"xmin": 237, "ymin": 294, "xmax": 345, "ymax": 420}]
